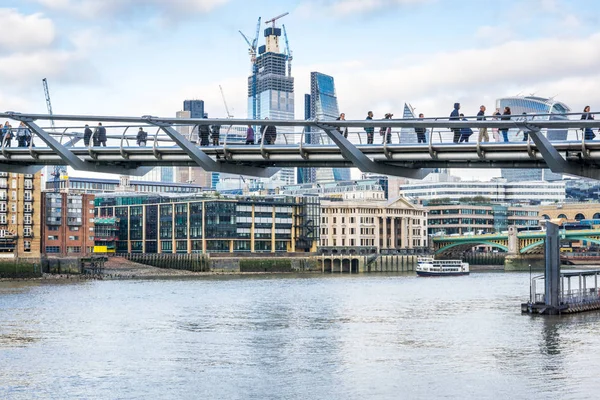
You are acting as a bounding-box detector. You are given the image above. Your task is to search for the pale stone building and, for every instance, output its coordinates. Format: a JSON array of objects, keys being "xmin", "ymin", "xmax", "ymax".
[{"xmin": 320, "ymin": 191, "xmax": 428, "ymax": 252}]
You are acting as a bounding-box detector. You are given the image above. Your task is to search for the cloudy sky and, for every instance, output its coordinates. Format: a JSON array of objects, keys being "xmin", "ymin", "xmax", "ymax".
[{"xmin": 2, "ymin": 0, "xmax": 599, "ymax": 181}]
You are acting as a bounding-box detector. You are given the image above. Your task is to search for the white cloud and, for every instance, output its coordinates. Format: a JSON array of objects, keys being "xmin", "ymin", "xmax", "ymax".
[
  {"xmin": 35, "ymin": 0, "xmax": 230, "ymax": 18},
  {"xmin": 0, "ymin": 8, "xmax": 56, "ymax": 51},
  {"xmin": 297, "ymin": 0, "xmax": 432, "ymax": 16}
]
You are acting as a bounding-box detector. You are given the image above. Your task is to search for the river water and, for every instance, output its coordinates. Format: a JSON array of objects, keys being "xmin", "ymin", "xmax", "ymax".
[{"xmin": 1, "ymin": 272, "xmax": 600, "ymax": 400}]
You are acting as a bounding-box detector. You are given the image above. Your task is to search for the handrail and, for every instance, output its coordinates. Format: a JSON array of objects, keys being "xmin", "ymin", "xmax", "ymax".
[{"xmin": 119, "ymin": 127, "xmax": 131, "ymax": 159}]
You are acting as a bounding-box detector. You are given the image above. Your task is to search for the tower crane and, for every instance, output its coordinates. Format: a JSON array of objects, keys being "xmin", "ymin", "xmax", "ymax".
[
  {"xmin": 42, "ymin": 78, "xmax": 65, "ymax": 192},
  {"xmin": 282, "ymin": 24, "xmax": 293, "ymax": 77},
  {"xmin": 219, "ymin": 85, "xmax": 234, "ymax": 119},
  {"xmin": 239, "ymin": 17, "xmax": 261, "ymax": 121},
  {"xmin": 265, "ymin": 12, "xmax": 289, "ymax": 29}
]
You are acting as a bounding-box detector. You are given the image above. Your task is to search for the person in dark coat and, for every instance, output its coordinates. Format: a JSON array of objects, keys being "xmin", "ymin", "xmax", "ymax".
[
  {"xmin": 83, "ymin": 124, "xmax": 92, "ymax": 147},
  {"xmin": 582, "ymin": 106, "xmax": 596, "ymax": 140},
  {"xmin": 450, "ymin": 103, "xmax": 461, "ymax": 143},
  {"xmin": 136, "ymin": 127, "xmax": 148, "ymax": 147},
  {"xmin": 199, "ymin": 116, "xmax": 210, "ymax": 146},
  {"xmin": 415, "ymin": 113, "xmax": 427, "ymax": 143},
  {"xmin": 17, "ymin": 122, "xmax": 28, "ymax": 147},
  {"xmin": 364, "ymin": 111, "xmax": 374, "ymax": 144},
  {"xmin": 500, "ymin": 106, "xmax": 511, "ymax": 143},
  {"xmin": 94, "ymin": 123, "xmax": 107, "ymax": 146},
  {"xmin": 459, "ymin": 114, "xmax": 473, "ymax": 142},
  {"xmin": 477, "ymin": 105, "xmax": 488, "ymax": 142},
  {"xmin": 381, "ymin": 113, "xmax": 393, "ymax": 144},
  {"xmin": 211, "ymin": 124, "xmax": 220, "ymax": 146},
  {"xmin": 265, "ymin": 124, "xmax": 277, "ymax": 145}
]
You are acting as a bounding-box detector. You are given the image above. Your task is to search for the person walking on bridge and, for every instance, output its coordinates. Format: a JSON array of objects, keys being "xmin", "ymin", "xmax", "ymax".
[
  {"xmin": 17, "ymin": 122, "xmax": 29, "ymax": 147},
  {"xmin": 582, "ymin": 106, "xmax": 596, "ymax": 140},
  {"xmin": 450, "ymin": 103, "xmax": 461, "ymax": 143},
  {"xmin": 364, "ymin": 111, "xmax": 374, "ymax": 144},
  {"xmin": 336, "ymin": 113, "xmax": 348, "ymax": 138},
  {"xmin": 211, "ymin": 124, "xmax": 221, "ymax": 146},
  {"xmin": 477, "ymin": 105, "xmax": 488, "ymax": 142},
  {"xmin": 199, "ymin": 116, "xmax": 210, "ymax": 146},
  {"xmin": 415, "ymin": 113, "xmax": 427, "ymax": 143},
  {"xmin": 245, "ymin": 125, "xmax": 254, "ymax": 145},
  {"xmin": 381, "ymin": 113, "xmax": 393, "ymax": 144},
  {"xmin": 136, "ymin": 127, "xmax": 148, "ymax": 147},
  {"xmin": 83, "ymin": 124, "xmax": 92, "ymax": 147},
  {"xmin": 94, "ymin": 123, "xmax": 107, "ymax": 147},
  {"xmin": 2, "ymin": 122, "xmax": 13, "ymax": 147},
  {"xmin": 500, "ymin": 106, "xmax": 511, "ymax": 143}
]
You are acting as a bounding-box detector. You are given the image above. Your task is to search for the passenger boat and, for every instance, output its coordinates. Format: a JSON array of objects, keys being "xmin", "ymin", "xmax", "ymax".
[{"xmin": 416, "ymin": 257, "xmax": 469, "ymax": 277}]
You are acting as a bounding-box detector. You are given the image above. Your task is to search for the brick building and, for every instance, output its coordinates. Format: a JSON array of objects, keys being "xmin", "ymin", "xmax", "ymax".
[
  {"xmin": 41, "ymin": 192, "xmax": 95, "ymax": 256},
  {"xmin": 0, "ymin": 172, "xmax": 42, "ymax": 258}
]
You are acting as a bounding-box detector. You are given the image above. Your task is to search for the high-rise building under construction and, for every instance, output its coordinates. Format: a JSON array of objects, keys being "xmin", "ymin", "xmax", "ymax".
[{"xmin": 246, "ymin": 17, "xmax": 295, "ymax": 185}]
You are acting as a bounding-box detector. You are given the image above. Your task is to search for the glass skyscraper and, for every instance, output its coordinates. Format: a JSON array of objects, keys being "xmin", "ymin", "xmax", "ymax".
[
  {"xmin": 247, "ymin": 26, "xmax": 295, "ymax": 185},
  {"xmin": 400, "ymin": 103, "xmax": 417, "ymax": 144},
  {"xmin": 299, "ymin": 72, "xmax": 349, "ymax": 183},
  {"xmin": 496, "ymin": 96, "xmax": 571, "ymax": 182}
]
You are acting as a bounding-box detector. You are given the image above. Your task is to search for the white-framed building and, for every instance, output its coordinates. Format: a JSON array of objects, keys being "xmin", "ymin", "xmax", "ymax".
[
  {"xmin": 320, "ymin": 191, "xmax": 428, "ymax": 252},
  {"xmin": 399, "ymin": 180, "xmax": 566, "ymax": 203}
]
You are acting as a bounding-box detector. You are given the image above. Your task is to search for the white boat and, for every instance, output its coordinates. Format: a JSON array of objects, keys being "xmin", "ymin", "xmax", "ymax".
[{"xmin": 416, "ymin": 257, "xmax": 469, "ymax": 277}]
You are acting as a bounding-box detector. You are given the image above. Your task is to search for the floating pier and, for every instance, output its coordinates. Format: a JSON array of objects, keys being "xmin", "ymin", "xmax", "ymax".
[{"xmin": 522, "ymin": 222, "xmax": 600, "ymax": 315}]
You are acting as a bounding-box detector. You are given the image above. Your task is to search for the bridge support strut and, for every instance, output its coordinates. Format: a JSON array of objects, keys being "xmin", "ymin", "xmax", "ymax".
[{"xmin": 316, "ymin": 123, "xmax": 432, "ymax": 179}]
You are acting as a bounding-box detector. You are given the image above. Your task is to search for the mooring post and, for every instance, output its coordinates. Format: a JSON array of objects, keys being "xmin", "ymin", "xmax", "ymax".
[{"xmin": 545, "ymin": 222, "xmax": 561, "ymax": 311}]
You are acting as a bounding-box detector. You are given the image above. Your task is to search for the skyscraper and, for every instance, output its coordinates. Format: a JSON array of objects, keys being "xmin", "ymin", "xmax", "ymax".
[
  {"xmin": 248, "ymin": 22, "xmax": 295, "ymax": 185},
  {"xmin": 301, "ymin": 72, "xmax": 350, "ymax": 183},
  {"xmin": 400, "ymin": 103, "xmax": 417, "ymax": 144},
  {"xmin": 497, "ymin": 96, "xmax": 571, "ymax": 182}
]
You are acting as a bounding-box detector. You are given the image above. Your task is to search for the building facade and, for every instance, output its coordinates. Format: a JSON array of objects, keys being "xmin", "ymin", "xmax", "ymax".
[
  {"xmin": 320, "ymin": 193, "xmax": 428, "ymax": 252},
  {"xmin": 426, "ymin": 202, "xmax": 540, "ymax": 235},
  {"xmin": 539, "ymin": 202, "xmax": 600, "ymax": 222},
  {"xmin": 94, "ymin": 194, "xmax": 319, "ymax": 254},
  {"xmin": 497, "ymin": 96, "xmax": 571, "ymax": 182},
  {"xmin": 248, "ymin": 24, "xmax": 295, "ymax": 186},
  {"xmin": 400, "ymin": 180, "xmax": 566, "ymax": 203},
  {"xmin": 48, "ymin": 177, "xmax": 205, "ymax": 194},
  {"xmin": 41, "ymin": 192, "xmax": 95, "ymax": 256},
  {"xmin": 0, "ymin": 172, "xmax": 41, "ymax": 258},
  {"xmin": 300, "ymin": 72, "xmax": 350, "ymax": 184}
]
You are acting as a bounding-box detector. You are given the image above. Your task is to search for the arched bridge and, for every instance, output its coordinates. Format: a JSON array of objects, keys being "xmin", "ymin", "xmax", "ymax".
[
  {"xmin": 432, "ymin": 229, "xmax": 600, "ymax": 256},
  {"xmin": 0, "ymin": 111, "xmax": 600, "ymax": 179}
]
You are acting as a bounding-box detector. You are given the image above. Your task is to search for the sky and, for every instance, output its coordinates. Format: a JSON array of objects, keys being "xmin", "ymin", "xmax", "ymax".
[{"xmin": 1, "ymin": 0, "xmax": 600, "ymax": 181}]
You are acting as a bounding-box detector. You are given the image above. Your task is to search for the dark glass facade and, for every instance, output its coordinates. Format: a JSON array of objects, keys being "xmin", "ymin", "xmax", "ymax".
[{"xmin": 95, "ymin": 194, "xmax": 320, "ymax": 254}]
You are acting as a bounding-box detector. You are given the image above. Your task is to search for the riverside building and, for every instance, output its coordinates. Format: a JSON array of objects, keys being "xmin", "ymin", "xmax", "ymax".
[
  {"xmin": 426, "ymin": 200, "xmax": 540, "ymax": 235},
  {"xmin": 320, "ymin": 190, "xmax": 428, "ymax": 253},
  {"xmin": 41, "ymin": 192, "xmax": 96, "ymax": 256},
  {"xmin": 0, "ymin": 172, "xmax": 41, "ymax": 257},
  {"xmin": 94, "ymin": 193, "xmax": 319, "ymax": 254},
  {"xmin": 400, "ymin": 179, "xmax": 565, "ymax": 203}
]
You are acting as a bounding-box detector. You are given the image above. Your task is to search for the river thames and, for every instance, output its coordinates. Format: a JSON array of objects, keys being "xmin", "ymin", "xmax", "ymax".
[{"xmin": 2, "ymin": 272, "xmax": 600, "ymax": 399}]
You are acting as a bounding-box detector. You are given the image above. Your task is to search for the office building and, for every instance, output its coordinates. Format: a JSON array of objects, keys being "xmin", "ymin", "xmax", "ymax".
[
  {"xmin": 426, "ymin": 201, "xmax": 540, "ymax": 235},
  {"xmin": 539, "ymin": 202, "xmax": 600, "ymax": 221},
  {"xmin": 282, "ymin": 178, "xmax": 389, "ymax": 200},
  {"xmin": 301, "ymin": 72, "xmax": 350, "ymax": 183},
  {"xmin": 248, "ymin": 22, "xmax": 295, "ymax": 185},
  {"xmin": 94, "ymin": 193, "xmax": 319, "ymax": 254},
  {"xmin": 320, "ymin": 193, "xmax": 428, "ymax": 251},
  {"xmin": 47, "ymin": 176, "xmax": 205, "ymax": 194},
  {"xmin": 0, "ymin": 172, "xmax": 41, "ymax": 258},
  {"xmin": 400, "ymin": 103, "xmax": 417, "ymax": 144},
  {"xmin": 497, "ymin": 96, "xmax": 571, "ymax": 181},
  {"xmin": 400, "ymin": 179, "xmax": 566, "ymax": 203},
  {"xmin": 41, "ymin": 192, "xmax": 95, "ymax": 256}
]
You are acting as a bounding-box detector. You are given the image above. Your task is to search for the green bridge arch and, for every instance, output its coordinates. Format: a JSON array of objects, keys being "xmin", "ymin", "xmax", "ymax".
[
  {"xmin": 435, "ymin": 241, "xmax": 509, "ymax": 255},
  {"xmin": 519, "ymin": 236, "xmax": 600, "ymax": 254}
]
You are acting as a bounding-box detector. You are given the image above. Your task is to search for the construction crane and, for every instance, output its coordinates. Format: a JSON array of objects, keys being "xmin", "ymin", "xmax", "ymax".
[
  {"xmin": 239, "ymin": 17, "xmax": 261, "ymax": 121},
  {"xmin": 265, "ymin": 12, "xmax": 289, "ymax": 29},
  {"xmin": 42, "ymin": 78, "xmax": 65, "ymax": 192},
  {"xmin": 218, "ymin": 85, "xmax": 234, "ymax": 119},
  {"xmin": 282, "ymin": 24, "xmax": 292, "ymax": 77}
]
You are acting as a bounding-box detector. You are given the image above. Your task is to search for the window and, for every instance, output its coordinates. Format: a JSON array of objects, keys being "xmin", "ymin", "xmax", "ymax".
[
  {"xmin": 10, "ymin": 203, "xmax": 16, "ymax": 212},
  {"xmin": 11, "ymin": 191, "xmax": 16, "ymax": 201},
  {"xmin": 48, "ymin": 226, "xmax": 59, "ymax": 231},
  {"xmin": 0, "ymin": 203, "xmax": 5, "ymax": 212},
  {"xmin": 24, "ymin": 204, "xmax": 32, "ymax": 213},
  {"xmin": 24, "ymin": 227, "xmax": 32, "ymax": 237},
  {"xmin": 24, "ymin": 240, "xmax": 31, "ymax": 252},
  {"xmin": 68, "ymin": 236, "xmax": 79, "ymax": 241},
  {"xmin": 70, "ymin": 227, "xmax": 80, "ymax": 231},
  {"xmin": 45, "ymin": 246, "xmax": 61, "ymax": 253},
  {"xmin": 11, "ymin": 179, "xmax": 16, "ymax": 189},
  {"xmin": 89, "ymin": 236, "xmax": 94, "ymax": 241},
  {"xmin": 89, "ymin": 209, "xmax": 94, "ymax": 214},
  {"xmin": 11, "ymin": 215, "xmax": 16, "ymax": 224},
  {"xmin": 24, "ymin": 191, "xmax": 32, "ymax": 201},
  {"xmin": 67, "ymin": 246, "xmax": 82, "ymax": 254}
]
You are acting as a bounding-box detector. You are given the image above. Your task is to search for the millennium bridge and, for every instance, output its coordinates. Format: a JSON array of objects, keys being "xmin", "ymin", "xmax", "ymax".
[{"xmin": 0, "ymin": 111, "xmax": 599, "ymax": 179}]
